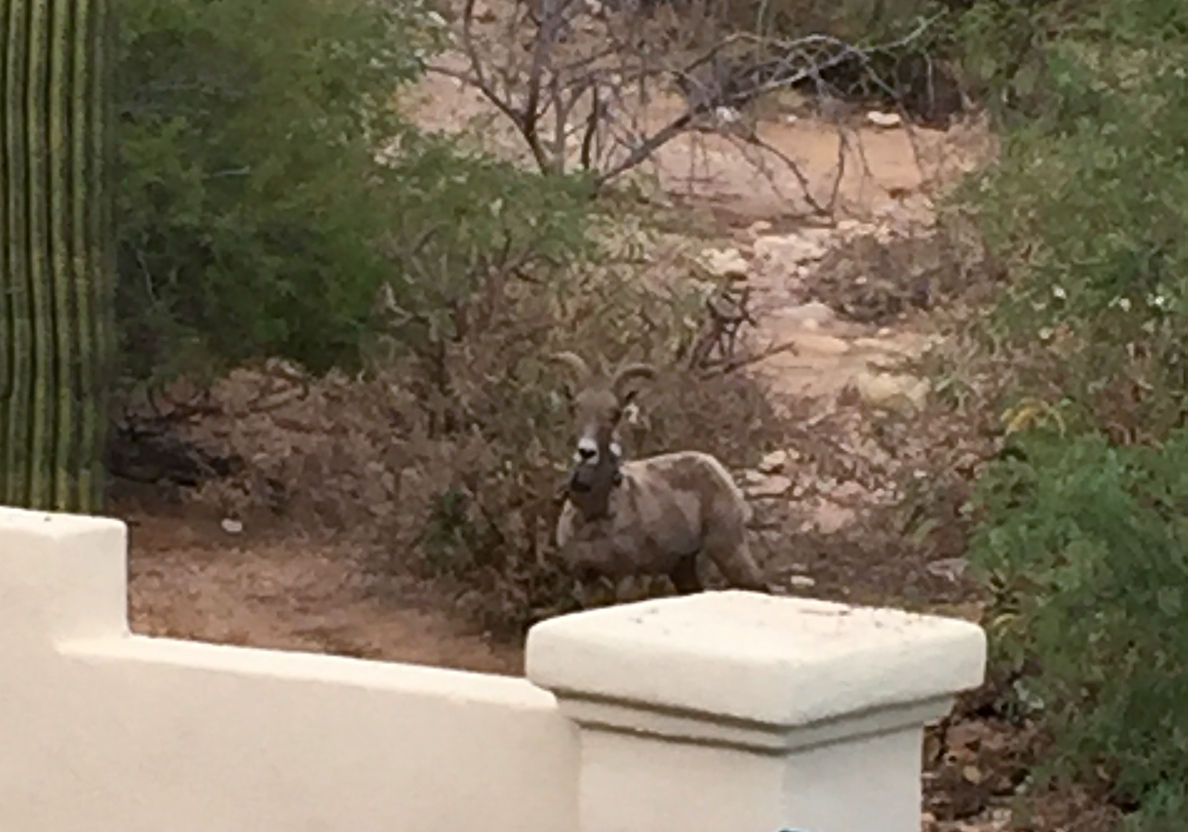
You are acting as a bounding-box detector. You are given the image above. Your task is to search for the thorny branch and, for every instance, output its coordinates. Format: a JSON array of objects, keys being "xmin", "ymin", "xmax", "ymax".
[{"xmin": 678, "ymin": 280, "xmax": 799, "ymax": 380}]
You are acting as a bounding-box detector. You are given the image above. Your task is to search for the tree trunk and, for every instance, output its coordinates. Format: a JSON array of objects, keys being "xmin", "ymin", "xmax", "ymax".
[{"xmin": 1, "ymin": 0, "xmax": 115, "ymax": 512}]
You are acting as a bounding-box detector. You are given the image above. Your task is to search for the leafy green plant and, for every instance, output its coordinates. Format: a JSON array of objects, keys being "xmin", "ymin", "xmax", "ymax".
[
  {"xmin": 948, "ymin": 0, "xmax": 1188, "ymax": 437},
  {"xmin": 114, "ymin": 0, "xmax": 443, "ymax": 380},
  {"xmin": 968, "ymin": 427, "xmax": 1188, "ymax": 818},
  {"xmin": 940, "ymin": 0, "xmax": 1188, "ymax": 823}
]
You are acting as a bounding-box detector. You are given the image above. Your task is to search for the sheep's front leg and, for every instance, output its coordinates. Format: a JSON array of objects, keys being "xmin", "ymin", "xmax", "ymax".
[
  {"xmin": 669, "ymin": 553, "xmax": 703, "ymax": 595},
  {"xmin": 573, "ymin": 567, "xmax": 620, "ymax": 608}
]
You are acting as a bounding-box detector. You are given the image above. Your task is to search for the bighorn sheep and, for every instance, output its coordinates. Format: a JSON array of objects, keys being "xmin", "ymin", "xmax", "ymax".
[{"xmin": 550, "ymin": 352, "xmax": 769, "ymax": 594}]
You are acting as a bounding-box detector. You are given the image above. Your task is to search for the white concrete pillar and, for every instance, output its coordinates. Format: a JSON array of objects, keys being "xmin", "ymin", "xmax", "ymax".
[
  {"xmin": 526, "ymin": 590, "xmax": 986, "ymax": 832},
  {"xmin": 0, "ymin": 505, "xmax": 129, "ymax": 652}
]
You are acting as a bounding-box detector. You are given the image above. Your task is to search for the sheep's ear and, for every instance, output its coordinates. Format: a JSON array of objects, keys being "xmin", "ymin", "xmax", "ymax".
[{"xmin": 551, "ymin": 388, "xmax": 575, "ymax": 413}]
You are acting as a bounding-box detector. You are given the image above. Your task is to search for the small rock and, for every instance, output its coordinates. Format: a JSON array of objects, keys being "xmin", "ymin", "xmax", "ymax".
[
  {"xmin": 758, "ymin": 449, "xmax": 789, "ymax": 474},
  {"xmin": 961, "ymin": 764, "xmax": 984, "ymax": 785},
  {"xmin": 471, "ymin": 0, "xmax": 496, "ymax": 21},
  {"xmin": 839, "ymin": 220, "xmax": 879, "ymax": 238},
  {"xmin": 788, "ymin": 575, "xmax": 817, "ymax": 589},
  {"xmin": 714, "ymin": 106, "xmax": 742, "ymax": 124},
  {"xmin": 753, "ymin": 232, "xmax": 829, "ymax": 265},
  {"xmin": 398, "ymin": 466, "xmax": 425, "ymax": 496},
  {"xmin": 831, "ymin": 481, "xmax": 867, "ymax": 501},
  {"xmin": 747, "ymin": 220, "xmax": 773, "ymax": 237},
  {"xmin": 776, "ymin": 301, "xmax": 835, "ymax": 327},
  {"xmin": 791, "ymin": 332, "xmax": 851, "ymax": 356},
  {"xmin": 852, "ymin": 370, "xmax": 930, "ymax": 414},
  {"xmin": 744, "ymin": 473, "xmax": 793, "ymax": 498},
  {"xmin": 220, "ymin": 518, "xmax": 244, "ymax": 535},
  {"xmin": 866, "ymin": 110, "xmax": 902, "ymax": 128},
  {"xmin": 853, "ymin": 337, "xmax": 919, "ymax": 356},
  {"xmin": 782, "ymin": 113, "xmax": 799, "ymax": 124},
  {"xmin": 810, "ymin": 500, "xmax": 856, "ymax": 534},
  {"xmin": 702, "ymin": 247, "xmax": 749, "ymax": 280}
]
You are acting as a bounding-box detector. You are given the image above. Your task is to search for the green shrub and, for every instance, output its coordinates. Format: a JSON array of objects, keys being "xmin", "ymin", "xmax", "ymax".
[
  {"xmin": 114, "ymin": 0, "xmax": 595, "ymax": 386},
  {"xmin": 948, "ymin": 0, "xmax": 1188, "ymax": 462},
  {"xmin": 956, "ymin": 0, "xmax": 1188, "ymax": 397},
  {"xmin": 115, "ymin": 0, "xmax": 426, "ymax": 379},
  {"xmin": 946, "ymin": 0, "xmax": 1188, "ymax": 822},
  {"xmin": 369, "ymin": 135, "xmax": 596, "ymax": 379},
  {"xmin": 968, "ymin": 427, "xmax": 1188, "ymax": 817}
]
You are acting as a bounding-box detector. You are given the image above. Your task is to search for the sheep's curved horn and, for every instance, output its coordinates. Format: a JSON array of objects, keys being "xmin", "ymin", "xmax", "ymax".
[
  {"xmin": 612, "ymin": 362, "xmax": 658, "ymax": 398},
  {"xmin": 549, "ymin": 351, "xmax": 592, "ymax": 380}
]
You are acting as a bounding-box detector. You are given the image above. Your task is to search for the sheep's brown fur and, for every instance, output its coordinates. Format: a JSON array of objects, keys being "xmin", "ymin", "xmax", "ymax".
[{"xmin": 550, "ymin": 352, "xmax": 768, "ymax": 594}]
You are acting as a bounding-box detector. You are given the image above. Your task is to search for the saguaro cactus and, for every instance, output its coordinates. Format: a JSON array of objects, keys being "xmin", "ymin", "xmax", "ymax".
[{"xmin": 1, "ymin": 0, "xmax": 115, "ymax": 512}]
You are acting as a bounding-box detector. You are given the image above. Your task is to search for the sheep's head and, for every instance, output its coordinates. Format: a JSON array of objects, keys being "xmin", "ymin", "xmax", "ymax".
[{"xmin": 550, "ymin": 351, "xmax": 657, "ymax": 468}]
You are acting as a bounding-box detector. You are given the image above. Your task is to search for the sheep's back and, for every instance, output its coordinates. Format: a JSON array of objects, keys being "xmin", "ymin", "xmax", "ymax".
[{"xmin": 624, "ymin": 450, "xmax": 746, "ymax": 538}]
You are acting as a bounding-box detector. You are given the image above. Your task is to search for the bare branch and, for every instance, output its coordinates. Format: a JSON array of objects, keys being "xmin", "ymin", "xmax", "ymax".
[{"xmin": 445, "ymin": 0, "xmax": 941, "ymax": 188}]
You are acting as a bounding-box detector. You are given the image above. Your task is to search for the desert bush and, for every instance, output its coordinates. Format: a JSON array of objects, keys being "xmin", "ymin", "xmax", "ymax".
[
  {"xmin": 114, "ymin": 0, "xmax": 438, "ymax": 381},
  {"xmin": 949, "ymin": 0, "xmax": 1188, "ymax": 436},
  {"xmin": 115, "ymin": 0, "xmax": 596, "ymax": 389},
  {"xmin": 708, "ymin": 0, "xmax": 966, "ymax": 124},
  {"xmin": 144, "ymin": 212, "xmax": 789, "ymax": 634},
  {"xmin": 967, "ymin": 427, "xmax": 1188, "ymax": 820},
  {"xmin": 941, "ymin": 0, "xmax": 1188, "ymax": 822},
  {"xmin": 372, "ymin": 219, "xmax": 789, "ymax": 631},
  {"xmin": 955, "ymin": 58, "xmax": 1188, "ymax": 442}
]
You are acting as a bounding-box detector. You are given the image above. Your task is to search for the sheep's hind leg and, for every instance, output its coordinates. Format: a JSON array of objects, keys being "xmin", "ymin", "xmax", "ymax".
[
  {"xmin": 669, "ymin": 554, "xmax": 703, "ymax": 595},
  {"xmin": 705, "ymin": 533, "xmax": 770, "ymax": 594}
]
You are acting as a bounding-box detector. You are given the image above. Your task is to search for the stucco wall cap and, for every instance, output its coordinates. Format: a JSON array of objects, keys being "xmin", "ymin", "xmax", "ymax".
[
  {"xmin": 526, "ymin": 590, "xmax": 986, "ymax": 728},
  {"xmin": 0, "ymin": 505, "xmax": 125, "ymax": 542}
]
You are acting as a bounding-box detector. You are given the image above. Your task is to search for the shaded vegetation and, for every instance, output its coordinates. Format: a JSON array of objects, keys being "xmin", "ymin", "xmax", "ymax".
[{"xmin": 938, "ymin": 0, "xmax": 1188, "ymax": 825}]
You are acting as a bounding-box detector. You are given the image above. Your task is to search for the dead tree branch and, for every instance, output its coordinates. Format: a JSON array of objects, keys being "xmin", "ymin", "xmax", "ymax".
[{"xmin": 433, "ymin": 0, "xmax": 941, "ymax": 197}]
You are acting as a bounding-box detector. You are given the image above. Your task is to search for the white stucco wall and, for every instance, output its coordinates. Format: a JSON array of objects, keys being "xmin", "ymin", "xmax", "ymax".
[
  {"xmin": 0, "ymin": 506, "xmax": 578, "ymax": 832},
  {"xmin": 0, "ymin": 505, "xmax": 987, "ymax": 832}
]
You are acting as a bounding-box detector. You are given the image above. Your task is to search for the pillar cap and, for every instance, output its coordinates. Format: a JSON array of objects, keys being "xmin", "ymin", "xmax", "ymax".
[{"xmin": 526, "ymin": 591, "xmax": 985, "ymax": 731}]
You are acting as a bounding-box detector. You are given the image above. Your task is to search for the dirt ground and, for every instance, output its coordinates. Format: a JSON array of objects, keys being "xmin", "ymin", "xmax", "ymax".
[{"xmin": 122, "ymin": 500, "xmax": 522, "ymax": 675}]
